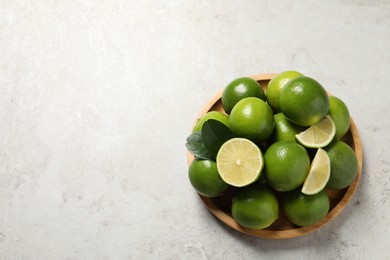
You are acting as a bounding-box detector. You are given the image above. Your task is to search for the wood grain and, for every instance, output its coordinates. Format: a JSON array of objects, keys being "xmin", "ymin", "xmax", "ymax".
[{"xmin": 187, "ymin": 73, "xmax": 363, "ymax": 239}]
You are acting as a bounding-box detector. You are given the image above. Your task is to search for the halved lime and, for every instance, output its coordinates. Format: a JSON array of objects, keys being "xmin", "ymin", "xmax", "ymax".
[
  {"xmin": 301, "ymin": 148, "xmax": 331, "ymax": 195},
  {"xmin": 216, "ymin": 138, "xmax": 263, "ymax": 187},
  {"xmin": 295, "ymin": 116, "xmax": 336, "ymax": 148}
]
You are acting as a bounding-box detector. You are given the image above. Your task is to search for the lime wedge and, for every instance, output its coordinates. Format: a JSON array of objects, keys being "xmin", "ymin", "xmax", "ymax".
[
  {"xmin": 216, "ymin": 138, "xmax": 263, "ymax": 187},
  {"xmin": 301, "ymin": 148, "xmax": 331, "ymax": 195},
  {"xmin": 295, "ymin": 115, "xmax": 336, "ymax": 148}
]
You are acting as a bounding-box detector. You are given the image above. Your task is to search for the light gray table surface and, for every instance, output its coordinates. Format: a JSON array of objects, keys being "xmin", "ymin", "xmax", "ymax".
[{"xmin": 1, "ymin": 1, "xmax": 390, "ymax": 259}]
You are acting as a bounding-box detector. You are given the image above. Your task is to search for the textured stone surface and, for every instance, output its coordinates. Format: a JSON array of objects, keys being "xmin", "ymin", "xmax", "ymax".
[{"xmin": 0, "ymin": 1, "xmax": 389, "ymax": 259}]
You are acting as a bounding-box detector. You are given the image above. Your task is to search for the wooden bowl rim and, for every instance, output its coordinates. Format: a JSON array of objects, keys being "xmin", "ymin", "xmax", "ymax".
[{"xmin": 187, "ymin": 73, "xmax": 363, "ymax": 239}]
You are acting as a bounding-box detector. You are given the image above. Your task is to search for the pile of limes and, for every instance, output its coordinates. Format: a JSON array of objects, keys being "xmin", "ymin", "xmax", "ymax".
[{"xmin": 186, "ymin": 71, "xmax": 358, "ymax": 229}]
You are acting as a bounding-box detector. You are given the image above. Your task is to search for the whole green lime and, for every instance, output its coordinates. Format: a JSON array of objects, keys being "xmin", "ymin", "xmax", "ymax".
[
  {"xmin": 222, "ymin": 77, "xmax": 266, "ymax": 114},
  {"xmin": 279, "ymin": 76, "xmax": 329, "ymax": 127},
  {"xmin": 266, "ymin": 70, "xmax": 304, "ymax": 112},
  {"xmin": 232, "ymin": 185, "xmax": 279, "ymax": 229},
  {"xmin": 264, "ymin": 141, "xmax": 310, "ymax": 191},
  {"xmin": 192, "ymin": 111, "xmax": 229, "ymax": 133},
  {"xmin": 188, "ymin": 159, "xmax": 229, "ymax": 197},
  {"xmin": 229, "ymin": 97, "xmax": 274, "ymax": 143},
  {"xmin": 329, "ymin": 96, "xmax": 350, "ymax": 139},
  {"xmin": 325, "ymin": 141, "xmax": 358, "ymax": 189},
  {"xmin": 269, "ymin": 113, "xmax": 306, "ymax": 143},
  {"xmin": 283, "ymin": 189, "xmax": 330, "ymax": 227}
]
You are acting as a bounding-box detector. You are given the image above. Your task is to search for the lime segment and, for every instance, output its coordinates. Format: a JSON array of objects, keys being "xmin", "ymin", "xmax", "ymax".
[
  {"xmin": 301, "ymin": 148, "xmax": 331, "ymax": 195},
  {"xmin": 295, "ymin": 116, "xmax": 336, "ymax": 148}
]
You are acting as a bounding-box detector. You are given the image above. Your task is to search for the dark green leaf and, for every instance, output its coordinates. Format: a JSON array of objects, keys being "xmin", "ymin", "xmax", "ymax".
[
  {"xmin": 202, "ymin": 119, "xmax": 234, "ymax": 159},
  {"xmin": 185, "ymin": 131, "xmax": 212, "ymax": 159}
]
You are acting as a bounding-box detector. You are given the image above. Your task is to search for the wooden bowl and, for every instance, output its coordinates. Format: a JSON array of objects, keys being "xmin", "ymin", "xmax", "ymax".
[{"xmin": 187, "ymin": 73, "xmax": 363, "ymax": 239}]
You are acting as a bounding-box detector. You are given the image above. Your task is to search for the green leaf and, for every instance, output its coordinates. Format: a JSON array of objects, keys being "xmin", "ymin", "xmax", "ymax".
[
  {"xmin": 185, "ymin": 131, "xmax": 212, "ymax": 159},
  {"xmin": 202, "ymin": 119, "xmax": 234, "ymax": 159}
]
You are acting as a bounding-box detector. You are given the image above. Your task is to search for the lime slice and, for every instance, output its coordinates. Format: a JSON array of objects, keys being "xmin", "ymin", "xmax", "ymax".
[
  {"xmin": 301, "ymin": 148, "xmax": 331, "ymax": 195},
  {"xmin": 295, "ymin": 115, "xmax": 336, "ymax": 148},
  {"xmin": 216, "ymin": 138, "xmax": 263, "ymax": 187}
]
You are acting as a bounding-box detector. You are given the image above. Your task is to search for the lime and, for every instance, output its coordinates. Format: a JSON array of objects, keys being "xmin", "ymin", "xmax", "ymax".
[
  {"xmin": 295, "ymin": 116, "xmax": 336, "ymax": 148},
  {"xmin": 284, "ymin": 189, "xmax": 330, "ymax": 227},
  {"xmin": 222, "ymin": 77, "xmax": 266, "ymax": 114},
  {"xmin": 329, "ymin": 96, "xmax": 350, "ymax": 139},
  {"xmin": 279, "ymin": 76, "xmax": 329, "ymax": 126},
  {"xmin": 264, "ymin": 141, "xmax": 310, "ymax": 191},
  {"xmin": 325, "ymin": 141, "xmax": 358, "ymax": 189},
  {"xmin": 232, "ymin": 185, "xmax": 279, "ymax": 229},
  {"xmin": 266, "ymin": 70, "xmax": 304, "ymax": 112},
  {"xmin": 301, "ymin": 148, "xmax": 331, "ymax": 195},
  {"xmin": 216, "ymin": 138, "xmax": 263, "ymax": 187},
  {"xmin": 229, "ymin": 97, "xmax": 274, "ymax": 143},
  {"xmin": 269, "ymin": 113, "xmax": 306, "ymax": 143},
  {"xmin": 192, "ymin": 111, "xmax": 229, "ymax": 133},
  {"xmin": 188, "ymin": 159, "xmax": 229, "ymax": 197}
]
